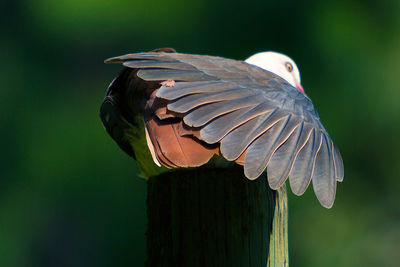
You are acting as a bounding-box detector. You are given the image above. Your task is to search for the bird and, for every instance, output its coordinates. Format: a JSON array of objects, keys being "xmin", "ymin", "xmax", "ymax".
[{"xmin": 100, "ymin": 48, "xmax": 344, "ymax": 208}]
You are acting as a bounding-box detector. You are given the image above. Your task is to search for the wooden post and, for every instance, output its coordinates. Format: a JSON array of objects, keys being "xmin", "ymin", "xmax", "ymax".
[
  {"xmin": 146, "ymin": 165, "xmax": 288, "ymax": 267},
  {"xmin": 267, "ymin": 184, "xmax": 288, "ymax": 267}
]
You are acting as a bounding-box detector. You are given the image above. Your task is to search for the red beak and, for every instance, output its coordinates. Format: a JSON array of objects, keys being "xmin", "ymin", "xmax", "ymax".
[
  {"xmin": 296, "ymin": 83, "xmax": 311, "ymax": 100},
  {"xmin": 296, "ymin": 83, "xmax": 305, "ymax": 94}
]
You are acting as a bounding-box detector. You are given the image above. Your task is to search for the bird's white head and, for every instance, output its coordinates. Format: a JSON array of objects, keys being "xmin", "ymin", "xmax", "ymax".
[{"xmin": 245, "ymin": 52, "xmax": 305, "ymax": 94}]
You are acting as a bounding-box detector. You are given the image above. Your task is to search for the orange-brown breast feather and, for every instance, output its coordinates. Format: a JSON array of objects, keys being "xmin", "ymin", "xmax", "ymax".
[
  {"xmin": 145, "ymin": 88, "xmax": 219, "ymax": 168},
  {"xmin": 145, "ymin": 116, "xmax": 219, "ymax": 168}
]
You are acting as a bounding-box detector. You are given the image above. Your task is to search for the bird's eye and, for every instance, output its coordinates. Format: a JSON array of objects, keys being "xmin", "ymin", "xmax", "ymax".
[{"xmin": 285, "ymin": 62, "xmax": 293, "ymax": 72}]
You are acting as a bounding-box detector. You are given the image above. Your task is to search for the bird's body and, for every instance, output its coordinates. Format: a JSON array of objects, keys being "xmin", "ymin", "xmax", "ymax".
[{"xmin": 100, "ymin": 48, "xmax": 344, "ymax": 208}]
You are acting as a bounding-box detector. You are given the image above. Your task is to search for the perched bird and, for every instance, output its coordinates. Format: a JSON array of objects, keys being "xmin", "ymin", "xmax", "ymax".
[{"xmin": 100, "ymin": 48, "xmax": 344, "ymax": 208}]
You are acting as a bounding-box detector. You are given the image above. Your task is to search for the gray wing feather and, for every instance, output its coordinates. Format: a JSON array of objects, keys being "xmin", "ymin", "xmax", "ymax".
[
  {"xmin": 199, "ymin": 106, "xmax": 258, "ymax": 143},
  {"xmin": 200, "ymin": 101, "xmax": 276, "ymax": 143},
  {"xmin": 220, "ymin": 109, "xmax": 285, "ymax": 160},
  {"xmin": 106, "ymin": 52, "xmax": 183, "ymax": 63},
  {"xmin": 182, "ymin": 94, "xmax": 261, "ymax": 127},
  {"xmin": 157, "ymin": 81, "xmax": 234, "ymax": 99},
  {"xmin": 137, "ymin": 69, "xmax": 217, "ymax": 82},
  {"xmin": 167, "ymin": 88, "xmax": 254, "ymax": 113},
  {"xmin": 244, "ymin": 115, "xmax": 301, "ymax": 182},
  {"xmin": 266, "ymin": 122, "xmax": 304, "ymax": 190},
  {"xmin": 312, "ymin": 133, "xmax": 336, "ymax": 208},
  {"xmin": 123, "ymin": 60, "xmax": 197, "ymax": 71},
  {"xmin": 105, "ymin": 51, "xmax": 344, "ymax": 208},
  {"xmin": 289, "ymin": 129, "xmax": 322, "ymax": 196},
  {"xmin": 333, "ymin": 142, "xmax": 344, "ymax": 181}
]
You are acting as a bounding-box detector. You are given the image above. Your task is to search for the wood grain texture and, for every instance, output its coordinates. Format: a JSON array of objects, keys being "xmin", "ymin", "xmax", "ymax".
[
  {"xmin": 267, "ymin": 184, "xmax": 289, "ymax": 267},
  {"xmin": 146, "ymin": 166, "xmax": 288, "ymax": 267}
]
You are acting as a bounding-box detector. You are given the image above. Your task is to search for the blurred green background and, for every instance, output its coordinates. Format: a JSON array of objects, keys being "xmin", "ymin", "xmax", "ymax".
[{"xmin": 2, "ymin": 0, "xmax": 400, "ymax": 266}]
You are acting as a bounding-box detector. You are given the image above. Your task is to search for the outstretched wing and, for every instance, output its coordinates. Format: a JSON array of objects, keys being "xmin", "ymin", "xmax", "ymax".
[{"xmin": 105, "ymin": 51, "xmax": 344, "ymax": 208}]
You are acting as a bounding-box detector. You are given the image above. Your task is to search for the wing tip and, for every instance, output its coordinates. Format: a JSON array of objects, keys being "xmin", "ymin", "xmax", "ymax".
[
  {"xmin": 156, "ymin": 86, "xmax": 175, "ymax": 100},
  {"xmin": 289, "ymin": 182, "xmax": 309, "ymax": 196},
  {"xmin": 244, "ymin": 172, "xmax": 260, "ymax": 181},
  {"xmin": 313, "ymin": 177, "xmax": 337, "ymax": 209},
  {"xmin": 243, "ymin": 162, "xmax": 265, "ymax": 181},
  {"xmin": 267, "ymin": 170, "xmax": 289, "ymax": 190},
  {"xmin": 104, "ymin": 57, "xmax": 123, "ymax": 64},
  {"xmin": 320, "ymin": 198, "xmax": 335, "ymax": 209},
  {"xmin": 333, "ymin": 143, "xmax": 345, "ymax": 182},
  {"xmin": 268, "ymin": 181, "xmax": 283, "ymax": 190}
]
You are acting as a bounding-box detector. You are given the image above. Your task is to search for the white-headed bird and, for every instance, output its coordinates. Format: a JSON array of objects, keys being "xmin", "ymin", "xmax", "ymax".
[{"xmin": 100, "ymin": 48, "xmax": 344, "ymax": 208}]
